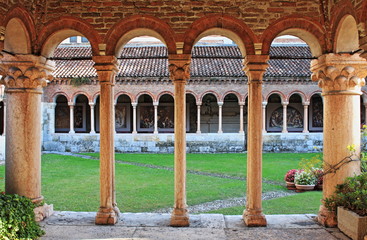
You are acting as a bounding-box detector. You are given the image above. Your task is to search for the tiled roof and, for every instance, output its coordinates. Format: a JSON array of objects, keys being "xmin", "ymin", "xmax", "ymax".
[{"xmin": 52, "ymin": 45, "xmax": 312, "ymax": 80}]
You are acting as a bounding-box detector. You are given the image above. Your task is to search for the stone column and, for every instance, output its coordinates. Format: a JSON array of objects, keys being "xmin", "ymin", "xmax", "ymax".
[
  {"xmin": 49, "ymin": 103, "xmax": 56, "ymax": 134},
  {"xmin": 153, "ymin": 101, "xmax": 158, "ymax": 134},
  {"xmin": 311, "ymin": 53, "xmax": 367, "ymax": 227},
  {"xmin": 302, "ymin": 102, "xmax": 309, "ymax": 133},
  {"xmin": 262, "ymin": 102, "xmax": 267, "ymax": 134},
  {"xmin": 68, "ymin": 102, "xmax": 75, "ymax": 134},
  {"xmin": 218, "ymin": 101, "xmax": 223, "ymax": 133},
  {"xmin": 0, "ymin": 54, "xmax": 53, "ymax": 205},
  {"xmin": 196, "ymin": 103, "xmax": 201, "ymax": 134},
  {"xmin": 89, "ymin": 102, "xmax": 96, "ymax": 134},
  {"xmin": 2, "ymin": 102, "xmax": 6, "ymax": 136},
  {"xmin": 93, "ymin": 56, "xmax": 120, "ymax": 225},
  {"xmin": 282, "ymin": 102, "xmax": 288, "ymax": 133},
  {"xmin": 169, "ymin": 55, "xmax": 190, "ymax": 227},
  {"xmin": 243, "ymin": 54, "xmax": 269, "ymax": 227},
  {"xmin": 239, "ymin": 102, "xmax": 244, "ymax": 134},
  {"xmin": 132, "ymin": 102, "xmax": 137, "ymax": 134}
]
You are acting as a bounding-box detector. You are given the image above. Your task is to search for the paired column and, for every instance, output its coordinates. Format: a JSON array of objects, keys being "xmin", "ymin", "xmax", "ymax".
[
  {"xmin": 93, "ymin": 56, "xmax": 120, "ymax": 225},
  {"xmin": 311, "ymin": 53, "xmax": 367, "ymax": 227},
  {"xmin": 302, "ymin": 102, "xmax": 309, "ymax": 133},
  {"xmin": 217, "ymin": 101, "xmax": 223, "ymax": 133},
  {"xmin": 239, "ymin": 102, "xmax": 244, "ymax": 134},
  {"xmin": 196, "ymin": 103, "xmax": 201, "ymax": 134},
  {"xmin": 169, "ymin": 55, "xmax": 191, "ymax": 227},
  {"xmin": 132, "ymin": 102, "xmax": 138, "ymax": 134},
  {"xmin": 262, "ymin": 102, "xmax": 267, "ymax": 134},
  {"xmin": 153, "ymin": 101, "xmax": 158, "ymax": 134},
  {"xmin": 282, "ymin": 102, "xmax": 288, "ymax": 133},
  {"xmin": 89, "ymin": 102, "xmax": 96, "ymax": 134},
  {"xmin": 68, "ymin": 102, "xmax": 75, "ymax": 134},
  {"xmin": 243, "ymin": 54, "xmax": 269, "ymax": 227},
  {"xmin": 0, "ymin": 54, "xmax": 53, "ymax": 205}
]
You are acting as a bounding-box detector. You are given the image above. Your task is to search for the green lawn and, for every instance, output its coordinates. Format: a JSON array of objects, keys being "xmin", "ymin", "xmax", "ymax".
[{"xmin": 0, "ymin": 153, "xmax": 321, "ymax": 214}]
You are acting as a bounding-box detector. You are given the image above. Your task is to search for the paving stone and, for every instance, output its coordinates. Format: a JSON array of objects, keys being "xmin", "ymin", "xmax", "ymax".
[{"xmin": 199, "ymin": 214, "xmax": 226, "ymax": 228}]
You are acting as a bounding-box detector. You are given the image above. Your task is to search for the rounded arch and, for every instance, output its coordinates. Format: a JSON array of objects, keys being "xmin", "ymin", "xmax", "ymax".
[
  {"xmin": 115, "ymin": 91, "xmax": 133, "ymax": 103},
  {"xmin": 105, "ymin": 15, "xmax": 176, "ymax": 56},
  {"xmin": 361, "ymin": 91, "xmax": 367, "ymax": 104},
  {"xmin": 200, "ymin": 90, "xmax": 220, "ymax": 103},
  {"xmin": 183, "ymin": 14, "xmax": 257, "ymax": 56},
  {"xmin": 288, "ymin": 91, "xmax": 307, "ymax": 104},
  {"xmin": 37, "ymin": 16, "xmax": 101, "ymax": 57},
  {"xmin": 261, "ymin": 16, "xmax": 326, "ymax": 57},
  {"xmin": 71, "ymin": 91, "xmax": 91, "ymax": 104},
  {"xmin": 136, "ymin": 91, "xmax": 156, "ymax": 103},
  {"xmin": 221, "ymin": 91, "xmax": 242, "ymax": 102},
  {"xmin": 92, "ymin": 92, "xmax": 100, "ymax": 103},
  {"xmin": 4, "ymin": 6, "xmax": 35, "ymax": 54},
  {"xmin": 52, "ymin": 92, "xmax": 70, "ymax": 103},
  {"xmin": 332, "ymin": 14, "xmax": 359, "ymax": 53},
  {"xmin": 185, "ymin": 90, "xmax": 199, "ymax": 104},
  {"xmin": 266, "ymin": 91, "xmax": 286, "ymax": 103},
  {"xmin": 157, "ymin": 91, "xmax": 174, "ymax": 103},
  {"xmin": 309, "ymin": 91, "xmax": 322, "ymax": 99}
]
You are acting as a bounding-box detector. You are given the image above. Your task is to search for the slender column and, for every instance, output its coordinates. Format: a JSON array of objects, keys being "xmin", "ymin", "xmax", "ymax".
[
  {"xmin": 153, "ymin": 101, "xmax": 158, "ymax": 134},
  {"xmin": 364, "ymin": 103, "xmax": 367, "ymax": 125},
  {"xmin": 239, "ymin": 102, "xmax": 244, "ymax": 134},
  {"xmin": 243, "ymin": 54, "xmax": 269, "ymax": 227},
  {"xmin": 132, "ymin": 102, "xmax": 137, "ymax": 134},
  {"xmin": 262, "ymin": 102, "xmax": 267, "ymax": 134},
  {"xmin": 89, "ymin": 102, "xmax": 96, "ymax": 134},
  {"xmin": 2, "ymin": 102, "xmax": 6, "ymax": 136},
  {"xmin": 0, "ymin": 54, "xmax": 53, "ymax": 206},
  {"xmin": 282, "ymin": 102, "xmax": 288, "ymax": 133},
  {"xmin": 311, "ymin": 53, "xmax": 367, "ymax": 227},
  {"xmin": 196, "ymin": 103, "xmax": 201, "ymax": 134},
  {"xmin": 93, "ymin": 56, "xmax": 119, "ymax": 225},
  {"xmin": 217, "ymin": 101, "xmax": 223, "ymax": 133},
  {"xmin": 50, "ymin": 103, "xmax": 56, "ymax": 134},
  {"xmin": 169, "ymin": 55, "xmax": 191, "ymax": 227},
  {"xmin": 302, "ymin": 102, "xmax": 309, "ymax": 133},
  {"xmin": 68, "ymin": 103, "xmax": 75, "ymax": 134}
]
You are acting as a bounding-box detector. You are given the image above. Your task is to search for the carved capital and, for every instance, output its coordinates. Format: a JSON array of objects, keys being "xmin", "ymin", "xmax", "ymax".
[
  {"xmin": 168, "ymin": 55, "xmax": 191, "ymax": 82},
  {"xmin": 311, "ymin": 53, "xmax": 367, "ymax": 95},
  {"xmin": 92, "ymin": 56, "xmax": 118, "ymax": 85},
  {"xmin": 243, "ymin": 55, "xmax": 269, "ymax": 84}
]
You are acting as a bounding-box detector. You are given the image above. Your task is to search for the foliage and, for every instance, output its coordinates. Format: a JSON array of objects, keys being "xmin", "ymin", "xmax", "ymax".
[
  {"xmin": 294, "ymin": 170, "xmax": 317, "ymax": 185},
  {"xmin": 70, "ymin": 77, "xmax": 91, "ymax": 86},
  {"xmin": 313, "ymin": 168, "xmax": 323, "ymax": 187},
  {"xmin": 323, "ymin": 172, "xmax": 367, "ymax": 216},
  {"xmin": 284, "ymin": 169, "xmax": 298, "ymax": 182},
  {"xmin": 298, "ymin": 148, "xmax": 323, "ymax": 173},
  {"xmin": 0, "ymin": 192, "xmax": 44, "ymax": 240}
]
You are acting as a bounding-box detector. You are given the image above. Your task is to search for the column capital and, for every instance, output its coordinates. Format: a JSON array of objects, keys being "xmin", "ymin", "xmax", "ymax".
[
  {"xmin": 168, "ymin": 54, "xmax": 191, "ymax": 83},
  {"xmin": 217, "ymin": 101, "xmax": 224, "ymax": 106},
  {"xmin": 303, "ymin": 101, "xmax": 310, "ymax": 106},
  {"xmin": 243, "ymin": 55, "xmax": 269, "ymax": 84},
  {"xmin": 196, "ymin": 101, "xmax": 202, "ymax": 106},
  {"xmin": 311, "ymin": 53, "xmax": 367, "ymax": 95},
  {"xmin": 239, "ymin": 102, "xmax": 245, "ymax": 106},
  {"xmin": 262, "ymin": 101, "xmax": 267, "ymax": 106},
  {"xmin": 68, "ymin": 102, "xmax": 75, "ymax": 107},
  {"xmin": 131, "ymin": 102, "xmax": 138, "ymax": 107},
  {"xmin": 282, "ymin": 101, "xmax": 289, "ymax": 106},
  {"xmin": 92, "ymin": 56, "xmax": 118, "ymax": 85},
  {"xmin": 153, "ymin": 101, "xmax": 159, "ymax": 107},
  {"xmin": 89, "ymin": 102, "xmax": 95, "ymax": 107},
  {"xmin": 0, "ymin": 53, "xmax": 54, "ymax": 91}
]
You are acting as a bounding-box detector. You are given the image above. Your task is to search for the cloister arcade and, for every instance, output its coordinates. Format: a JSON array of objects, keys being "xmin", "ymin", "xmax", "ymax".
[{"xmin": 0, "ymin": 0, "xmax": 367, "ymax": 229}]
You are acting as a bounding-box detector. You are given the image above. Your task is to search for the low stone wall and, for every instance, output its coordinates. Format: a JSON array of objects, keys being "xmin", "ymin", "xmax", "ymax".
[
  {"xmin": 263, "ymin": 133, "xmax": 323, "ymax": 152},
  {"xmin": 0, "ymin": 135, "xmax": 4, "ymax": 161}
]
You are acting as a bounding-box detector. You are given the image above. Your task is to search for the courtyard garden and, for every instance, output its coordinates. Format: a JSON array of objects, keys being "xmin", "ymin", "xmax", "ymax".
[{"xmin": 0, "ymin": 153, "xmax": 322, "ymax": 214}]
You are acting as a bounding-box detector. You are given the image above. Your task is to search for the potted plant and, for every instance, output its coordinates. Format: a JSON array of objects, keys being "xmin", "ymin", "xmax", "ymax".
[
  {"xmin": 323, "ymin": 173, "xmax": 367, "ymax": 240},
  {"xmin": 313, "ymin": 168, "xmax": 323, "ymax": 190},
  {"xmin": 284, "ymin": 169, "xmax": 298, "ymax": 190},
  {"xmin": 294, "ymin": 170, "xmax": 317, "ymax": 190}
]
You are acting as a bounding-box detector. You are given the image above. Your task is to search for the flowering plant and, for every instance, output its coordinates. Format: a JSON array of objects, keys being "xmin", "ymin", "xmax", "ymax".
[
  {"xmin": 294, "ymin": 170, "xmax": 317, "ymax": 185},
  {"xmin": 284, "ymin": 169, "xmax": 298, "ymax": 182},
  {"xmin": 313, "ymin": 168, "xmax": 323, "ymax": 187}
]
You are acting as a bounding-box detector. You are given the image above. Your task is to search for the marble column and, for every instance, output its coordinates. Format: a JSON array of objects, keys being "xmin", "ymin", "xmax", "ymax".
[
  {"xmin": 302, "ymin": 102, "xmax": 309, "ymax": 133},
  {"xmin": 169, "ymin": 55, "xmax": 191, "ymax": 227},
  {"xmin": 282, "ymin": 102, "xmax": 288, "ymax": 133},
  {"xmin": 196, "ymin": 103, "xmax": 201, "ymax": 134},
  {"xmin": 243, "ymin": 54, "xmax": 269, "ymax": 227},
  {"xmin": 132, "ymin": 102, "xmax": 137, "ymax": 134},
  {"xmin": 49, "ymin": 103, "xmax": 56, "ymax": 134},
  {"xmin": 153, "ymin": 101, "xmax": 158, "ymax": 134},
  {"xmin": 218, "ymin": 101, "xmax": 223, "ymax": 133},
  {"xmin": 68, "ymin": 102, "xmax": 75, "ymax": 134},
  {"xmin": 2, "ymin": 102, "xmax": 6, "ymax": 136},
  {"xmin": 93, "ymin": 56, "xmax": 120, "ymax": 225},
  {"xmin": 262, "ymin": 102, "xmax": 267, "ymax": 134},
  {"xmin": 311, "ymin": 53, "xmax": 367, "ymax": 227},
  {"xmin": 239, "ymin": 102, "xmax": 244, "ymax": 134},
  {"xmin": 89, "ymin": 102, "xmax": 96, "ymax": 134},
  {"xmin": 0, "ymin": 54, "xmax": 53, "ymax": 205}
]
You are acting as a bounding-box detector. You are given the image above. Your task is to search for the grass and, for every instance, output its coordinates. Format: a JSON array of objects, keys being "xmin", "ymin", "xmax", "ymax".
[{"xmin": 0, "ymin": 153, "xmax": 322, "ymax": 214}]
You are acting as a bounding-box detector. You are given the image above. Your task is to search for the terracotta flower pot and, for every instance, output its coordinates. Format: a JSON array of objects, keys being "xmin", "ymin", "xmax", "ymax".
[
  {"xmin": 295, "ymin": 184, "xmax": 315, "ymax": 191},
  {"xmin": 286, "ymin": 181, "xmax": 296, "ymax": 190}
]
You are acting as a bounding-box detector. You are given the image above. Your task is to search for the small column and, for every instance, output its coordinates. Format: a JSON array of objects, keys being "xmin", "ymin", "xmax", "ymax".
[
  {"xmin": 239, "ymin": 102, "xmax": 244, "ymax": 134},
  {"xmin": 169, "ymin": 55, "xmax": 191, "ymax": 227},
  {"xmin": 68, "ymin": 102, "xmax": 75, "ymax": 134},
  {"xmin": 218, "ymin": 101, "xmax": 223, "ymax": 133},
  {"xmin": 89, "ymin": 102, "xmax": 96, "ymax": 134},
  {"xmin": 311, "ymin": 53, "xmax": 367, "ymax": 227},
  {"xmin": 153, "ymin": 101, "xmax": 158, "ymax": 134},
  {"xmin": 132, "ymin": 102, "xmax": 138, "ymax": 134},
  {"xmin": 302, "ymin": 101, "xmax": 310, "ymax": 133},
  {"xmin": 196, "ymin": 103, "xmax": 201, "ymax": 134},
  {"xmin": 262, "ymin": 102, "xmax": 267, "ymax": 134},
  {"xmin": 50, "ymin": 103, "xmax": 56, "ymax": 134},
  {"xmin": 2, "ymin": 101, "xmax": 6, "ymax": 136},
  {"xmin": 93, "ymin": 56, "xmax": 120, "ymax": 225},
  {"xmin": 282, "ymin": 102, "xmax": 288, "ymax": 133},
  {"xmin": 243, "ymin": 54, "xmax": 269, "ymax": 227}
]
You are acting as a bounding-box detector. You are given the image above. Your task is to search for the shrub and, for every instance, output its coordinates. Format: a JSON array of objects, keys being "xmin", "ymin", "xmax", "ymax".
[
  {"xmin": 323, "ymin": 172, "xmax": 367, "ymax": 216},
  {"xmin": 313, "ymin": 168, "xmax": 323, "ymax": 187},
  {"xmin": 294, "ymin": 170, "xmax": 317, "ymax": 185},
  {"xmin": 0, "ymin": 192, "xmax": 44, "ymax": 240},
  {"xmin": 284, "ymin": 169, "xmax": 298, "ymax": 182}
]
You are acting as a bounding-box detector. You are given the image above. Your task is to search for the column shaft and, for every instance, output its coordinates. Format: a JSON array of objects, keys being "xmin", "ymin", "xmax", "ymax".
[
  {"xmin": 196, "ymin": 104, "xmax": 201, "ymax": 134},
  {"xmin": 282, "ymin": 103, "xmax": 288, "ymax": 133},
  {"xmin": 262, "ymin": 102, "xmax": 267, "ymax": 134},
  {"xmin": 90, "ymin": 103, "xmax": 96, "ymax": 134},
  {"xmin": 69, "ymin": 103, "xmax": 75, "ymax": 134},
  {"xmin": 218, "ymin": 102, "xmax": 223, "ymax": 133},
  {"xmin": 303, "ymin": 103, "xmax": 309, "ymax": 133},
  {"xmin": 154, "ymin": 102, "xmax": 158, "ymax": 134},
  {"xmin": 239, "ymin": 103, "xmax": 244, "ymax": 134},
  {"xmin": 132, "ymin": 103, "xmax": 137, "ymax": 134}
]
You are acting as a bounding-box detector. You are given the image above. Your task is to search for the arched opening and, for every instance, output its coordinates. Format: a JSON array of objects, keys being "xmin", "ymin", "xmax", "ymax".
[
  {"xmin": 222, "ymin": 93, "xmax": 240, "ymax": 133},
  {"xmin": 309, "ymin": 94, "xmax": 323, "ymax": 132},
  {"xmin": 54, "ymin": 95, "xmax": 70, "ymax": 133},
  {"xmin": 334, "ymin": 15, "xmax": 359, "ymax": 53},
  {"xmin": 74, "ymin": 94, "xmax": 90, "ymax": 133},
  {"xmin": 0, "ymin": 101, "xmax": 4, "ymax": 136},
  {"xmin": 287, "ymin": 94, "xmax": 304, "ymax": 132},
  {"xmin": 186, "ymin": 93, "xmax": 197, "ymax": 133},
  {"xmin": 200, "ymin": 93, "xmax": 219, "ymax": 133},
  {"xmin": 4, "ymin": 18, "xmax": 31, "ymax": 54},
  {"xmin": 115, "ymin": 94, "xmax": 132, "ymax": 133},
  {"xmin": 137, "ymin": 94, "xmax": 154, "ymax": 133},
  {"xmin": 266, "ymin": 93, "xmax": 283, "ymax": 132},
  {"xmin": 158, "ymin": 94, "xmax": 175, "ymax": 133}
]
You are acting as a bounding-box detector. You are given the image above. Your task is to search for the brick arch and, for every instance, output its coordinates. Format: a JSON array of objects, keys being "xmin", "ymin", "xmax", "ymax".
[
  {"xmin": 309, "ymin": 91, "xmax": 323, "ymax": 101},
  {"xmin": 115, "ymin": 91, "xmax": 133, "ymax": 103},
  {"xmin": 157, "ymin": 91, "xmax": 174, "ymax": 103},
  {"xmin": 221, "ymin": 91, "xmax": 242, "ymax": 103},
  {"xmin": 200, "ymin": 90, "xmax": 220, "ymax": 103},
  {"xmin": 92, "ymin": 92, "xmax": 100, "ymax": 103},
  {"xmin": 105, "ymin": 15, "xmax": 176, "ymax": 56},
  {"xmin": 37, "ymin": 16, "xmax": 101, "ymax": 57},
  {"xmin": 52, "ymin": 92, "xmax": 70, "ymax": 103},
  {"xmin": 261, "ymin": 15, "xmax": 327, "ymax": 57},
  {"xmin": 288, "ymin": 91, "xmax": 307, "ymax": 104},
  {"xmin": 71, "ymin": 91, "xmax": 91, "ymax": 104},
  {"xmin": 266, "ymin": 91, "xmax": 286, "ymax": 103},
  {"xmin": 182, "ymin": 14, "xmax": 257, "ymax": 56},
  {"xmin": 136, "ymin": 91, "xmax": 156, "ymax": 103},
  {"xmin": 185, "ymin": 90, "xmax": 198, "ymax": 104}
]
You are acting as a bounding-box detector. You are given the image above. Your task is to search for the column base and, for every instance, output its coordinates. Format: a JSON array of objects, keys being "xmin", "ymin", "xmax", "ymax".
[
  {"xmin": 95, "ymin": 207, "xmax": 120, "ymax": 225},
  {"xmin": 90, "ymin": 131, "xmax": 96, "ymax": 134},
  {"xmin": 243, "ymin": 209, "xmax": 267, "ymax": 227},
  {"xmin": 196, "ymin": 131, "xmax": 201, "ymax": 134},
  {"xmin": 302, "ymin": 130, "xmax": 309, "ymax": 133},
  {"xmin": 239, "ymin": 130, "xmax": 244, "ymax": 134},
  {"xmin": 282, "ymin": 130, "xmax": 288, "ymax": 133},
  {"xmin": 132, "ymin": 131, "xmax": 137, "ymax": 134},
  {"xmin": 170, "ymin": 208, "xmax": 189, "ymax": 227},
  {"xmin": 69, "ymin": 130, "xmax": 75, "ymax": 134},
  {"xmin": 317, "ymin": 205, "xmax": 337, "ymax": 227},
  {"xmin": 218, "ymin": 130, "xmax": 223, "ymax": 134},
  {"xmin": 153, "ymin": 131, "xmax": 158, "ymax": 134}
]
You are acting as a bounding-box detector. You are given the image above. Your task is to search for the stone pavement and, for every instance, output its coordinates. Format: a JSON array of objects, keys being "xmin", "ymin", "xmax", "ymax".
[{"xmin": 40, "ymin": 212, "xmax": 350, "ymax": 240}]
